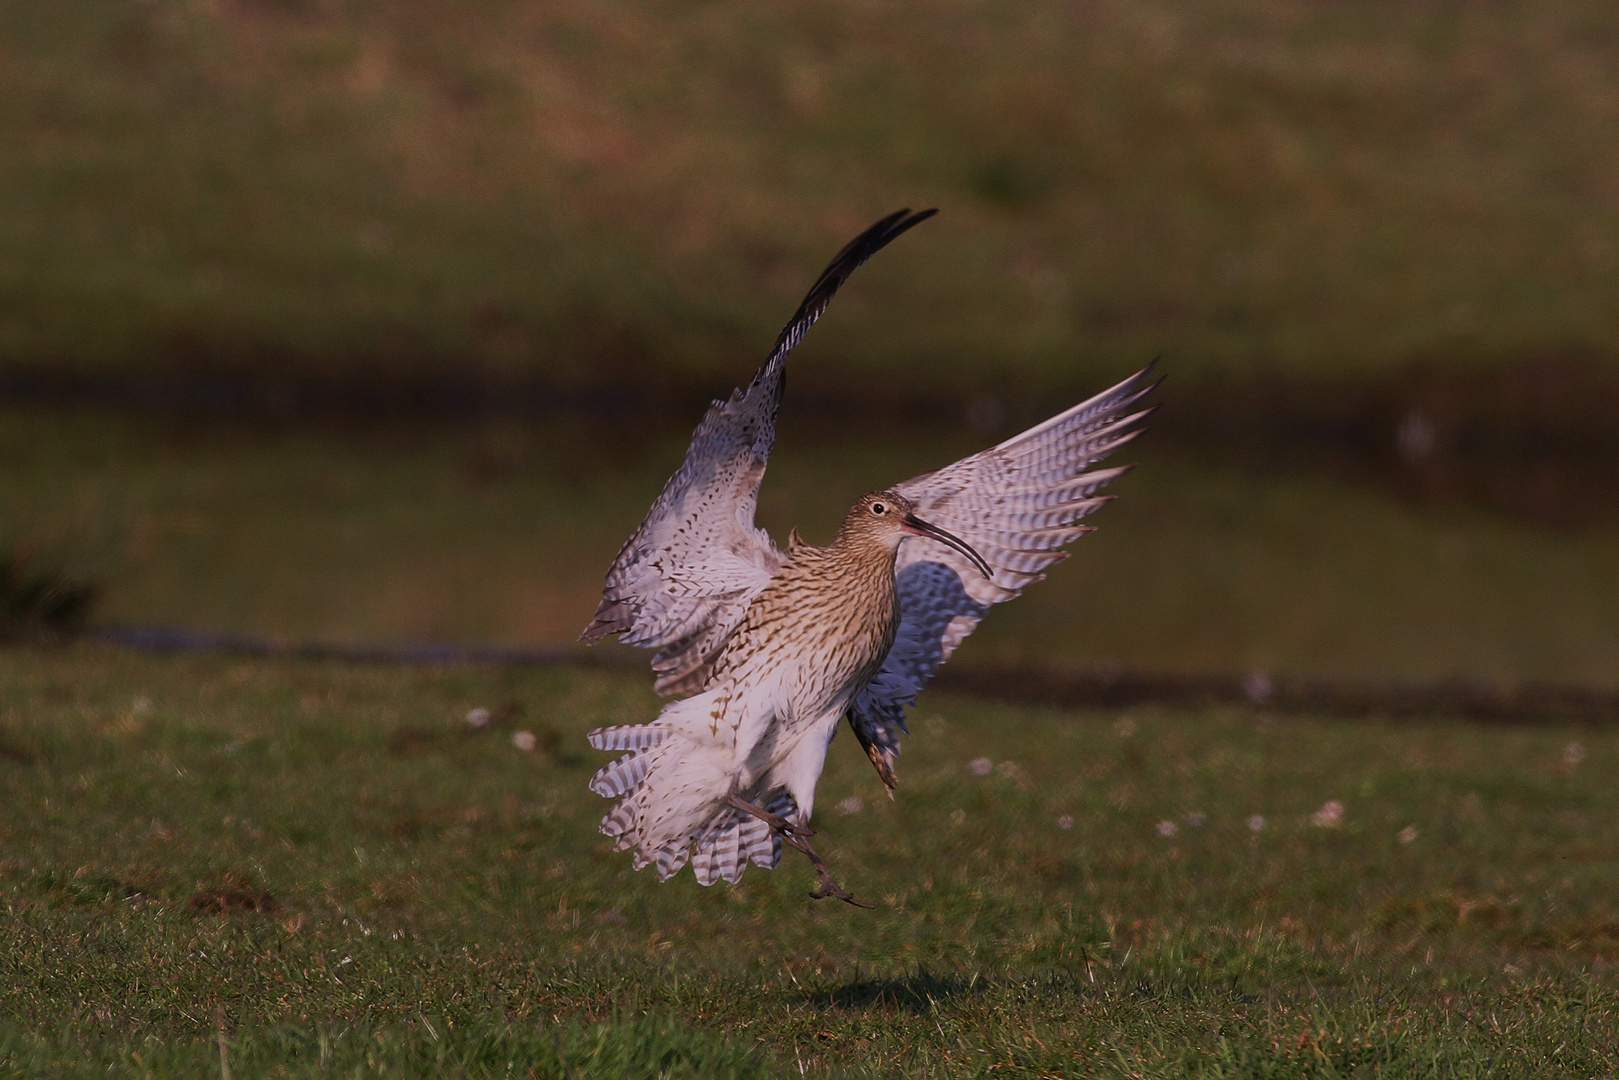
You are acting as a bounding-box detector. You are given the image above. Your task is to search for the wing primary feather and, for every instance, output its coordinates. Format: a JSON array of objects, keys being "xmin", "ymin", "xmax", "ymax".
[
  {"xmin": 763, "ymin": 208, "xmax": 939, "ymax": 368},
  {"xmin": 991, "ymin": 364, "xmax": 1160, "ymax": 453}
]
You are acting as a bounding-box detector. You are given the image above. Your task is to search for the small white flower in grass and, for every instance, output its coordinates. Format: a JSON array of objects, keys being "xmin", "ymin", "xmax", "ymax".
[
  {"xmin": 968, "ymin": 757, "xmax": 993, "ymax": 776},
  {"xmin": 511, "ymin": 730, "xmax": 537, "ymax": 752},
  {"xmin": 132, "ymin": 697, "xmax": 152, "ymax": 715},
  {"xmin": 1565, "ymin": 741, "xmax": 1587, "ymax": 767},
  {"xmin": 1311, "ymin": 800, "xmax": 1345, "ymax": 828},
  {"xmin": 1398, "ymin": 825, "xmax": 1420, "ymax": 844},
  {"xmin": 465, "ymin": 707, "xmax": 490, "ymax": 728},
  {"xmin": 1156, "ymin": 820, "xmax": 1177, "ymax": 838},
  {"xmin": 1247, "ymin": 814, "xmax": 1267, "ymax": 832},
  {"xmin": 1056, "ymin": 814, "xmax": 1075, "ymax": 831},
  {"xmin": 1186, "ymin": 811, "xmax": 1208, "ymax": 828},
  {"xmin": 836, "ymin": 796, "xmax": 864, "ymax": 816}
]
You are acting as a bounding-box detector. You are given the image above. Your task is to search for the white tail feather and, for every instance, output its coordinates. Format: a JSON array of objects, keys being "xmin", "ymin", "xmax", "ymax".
[
  {"xmin": 742, "ymin": 813, "xmax": 778, "ymax": 869},
  {"xmin": 601, "ymin": 801, "xmax": 636, "ymax": 839},
  {"xmin": 589, "ymin": 687, "xmax": 748, "ymax": 876},
  {"xmin": 589, "ymin": 749, "xmax": 654, "ymax": 798},
  {"xmin": 691, "ymin": 805, "xmax": 766, "ymax": 885},
  {"xmin": 691, "ymin": 835, "xmax": 715, "ymax": 885},
  {"xmin": 714, "ymin": 819, "xmax": 744, "ymax": 884},
  {"xmin": 654, "ymin": 841, "xmax": 690, "ymax": 881},
  {"xmin": 587, "ymin": 724, "xmax": 669, "ymax": 752}
]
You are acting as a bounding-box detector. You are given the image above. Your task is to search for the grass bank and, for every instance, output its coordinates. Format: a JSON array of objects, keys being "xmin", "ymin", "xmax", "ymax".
[
  {"xmin": 5, "ymin": 1, "xmax": 1619, "ymax": 404},
  {"xmin": 7, "ymin": 405, "xmax": 1619, "ymax": 688},
  {"xmin": 2, "ymin": 648, "xmax": 1616, "ymax": 1076}
]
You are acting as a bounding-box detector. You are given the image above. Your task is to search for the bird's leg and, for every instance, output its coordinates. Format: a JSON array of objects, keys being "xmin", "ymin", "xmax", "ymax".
[
  {"xmin": 724, "ymin": 793, "xmax": 874, "ymax": 909},
  {"xmin": 724, "ymin": 792, "xmax": 811, "ymax": 838},
  {"xmin": 791, "ymin": 832, "xmax": 875, "ymax": 909}
]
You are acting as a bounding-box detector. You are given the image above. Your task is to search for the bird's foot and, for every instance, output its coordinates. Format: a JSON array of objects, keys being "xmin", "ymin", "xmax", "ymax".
[
  {"xmin": 724, "ymin": 793, "xmax": 872, "ymax": 909},
  {"xmin": 787, "ymin": 832, "xmax": 875, "ymax": 909}
]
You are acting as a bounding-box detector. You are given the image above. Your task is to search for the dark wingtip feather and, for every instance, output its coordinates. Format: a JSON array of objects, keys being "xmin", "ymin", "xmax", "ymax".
[
  {"xmin": 807, "ymin": 209, "xmax": 939, "ymax": 300},
  {"xmin": 580, "ymin": 602, "xmax": 630, "ymax": 644},
  {"xmin": 763, "ymin": 208, "xmax": 940, "ymax": 366},
  {"xmin": 1133, "ymin": 361, "xmax": 1166, "ymax": 417}
]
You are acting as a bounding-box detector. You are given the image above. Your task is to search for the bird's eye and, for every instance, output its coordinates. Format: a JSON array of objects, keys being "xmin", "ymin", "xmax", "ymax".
[{"xmin": 871, "ymin": 501, "xmax": 886, "ymax": 515}]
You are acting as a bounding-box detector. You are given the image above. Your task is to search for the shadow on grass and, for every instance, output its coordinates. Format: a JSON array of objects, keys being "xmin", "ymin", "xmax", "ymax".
[{"xmin": 808, "ymin": 968, "xmax": 979, "ymax": 1014}]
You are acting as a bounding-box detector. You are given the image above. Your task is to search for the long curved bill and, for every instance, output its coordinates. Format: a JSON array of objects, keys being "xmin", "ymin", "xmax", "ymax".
[{"xmin": 901, "ymin": 514, "xmax": 994, "ymax": 579}]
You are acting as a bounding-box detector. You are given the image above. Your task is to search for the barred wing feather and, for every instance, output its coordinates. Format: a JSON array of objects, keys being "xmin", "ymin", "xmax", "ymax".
[
  {"xmin": 581, "ymin": 209, "xmax": 939, "ymax": 697},
  {"xmin": 849, "ymin": 366, "xmax": 1156, "ymax": 778},
  {"xmin": 579, "ymin": 356, "xmax": 784, "ymax": 697}
]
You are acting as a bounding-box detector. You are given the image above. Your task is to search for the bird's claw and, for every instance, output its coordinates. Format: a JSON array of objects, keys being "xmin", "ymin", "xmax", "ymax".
[
  {"xmin": 779, "ymin": 825, "xmax": 873, "ymax": 908},
  {"xmin": 810, "ymin": 873, "xmax": 876, "ymax": 909}
]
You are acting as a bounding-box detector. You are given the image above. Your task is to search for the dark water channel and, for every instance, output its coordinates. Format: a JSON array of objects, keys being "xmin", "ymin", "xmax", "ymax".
[{"xmin": 2, "ymin": 406, "xmax": 1617, "ymax": 692}]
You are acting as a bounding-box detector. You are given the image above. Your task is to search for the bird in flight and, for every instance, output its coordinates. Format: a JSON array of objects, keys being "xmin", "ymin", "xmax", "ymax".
[{"xmin": 582, "ymin": 209, "xmax": 1154, "ymax": 905}]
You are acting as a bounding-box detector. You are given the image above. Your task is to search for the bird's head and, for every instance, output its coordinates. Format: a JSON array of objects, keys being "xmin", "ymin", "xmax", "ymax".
[{"xmin": 837, "ymin": 490, "xmax": 993, "ymax": 578}]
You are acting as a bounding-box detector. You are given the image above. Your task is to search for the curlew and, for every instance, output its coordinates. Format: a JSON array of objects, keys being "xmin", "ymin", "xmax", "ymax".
[{"xmin": 582, "ymin": 209, "xmax": 1154, "ymax": 904}]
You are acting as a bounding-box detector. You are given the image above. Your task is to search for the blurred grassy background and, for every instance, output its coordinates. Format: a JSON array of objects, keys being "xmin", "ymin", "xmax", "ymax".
[
  {"xmin": 5, "ymin": 0, "xmax": 1619, "ymax": 405},
  {"xmin": 4, "ymin": 0, "xmax": 1619, "ymax": 684},
  {"xmin": 5, "ymin": 408, "xmax": 1619, "ymax": 688}
]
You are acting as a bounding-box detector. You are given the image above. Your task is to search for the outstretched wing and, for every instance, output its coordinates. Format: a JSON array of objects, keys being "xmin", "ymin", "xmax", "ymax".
[
  {"xmin": 582, "ymin": 208, "xmax": 939, "ymax": 697},
  {"xmin": 848, "ymin": 366, "xmax": 1157, "ymax": 786}
]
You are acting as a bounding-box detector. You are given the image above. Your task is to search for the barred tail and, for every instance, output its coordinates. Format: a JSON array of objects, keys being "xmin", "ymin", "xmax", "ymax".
[
  {"xmin": 587, "ymin": 724, "xmax": 669, "ymax": 752},
  {"xmin": 688, "ymin": 789, "xmax": 793, "ymax": 885},
  {"xmin": 691, "ymin": 810, "xmax": 745, "ymax": 886},
  {"xmin": 589, "ymin": 747, "xmax": 656, "ymax": 798},
  {"xmin": 586, "ymin": 689, "xmax": 736, "ymax": 881}
]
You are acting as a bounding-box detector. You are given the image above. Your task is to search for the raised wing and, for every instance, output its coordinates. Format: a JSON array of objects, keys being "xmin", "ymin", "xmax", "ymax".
[
  {"xmin": 848, "ymin": 366, "xmax": 1157, "ymax": 787},
  {"xmin": 582, "ymin": 208, "xmax": 939, "ymax": 696}
]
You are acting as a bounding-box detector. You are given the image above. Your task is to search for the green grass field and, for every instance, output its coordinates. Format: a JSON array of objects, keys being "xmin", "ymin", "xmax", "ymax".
[{"xmin": 3, "ymin": 647, "xmax": 1617, "ymax": 1077}]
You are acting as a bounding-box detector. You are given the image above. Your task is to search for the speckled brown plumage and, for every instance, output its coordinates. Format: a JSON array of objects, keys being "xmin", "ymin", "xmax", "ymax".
[
  {"xmin": 582, "ymin": 209, "xmax": 1153, "ymax": 902},
  {"xmin": 588, "ymin": 493, "xmax": 932, "ymax": 901},
  {"xmin": 709, "ymin": 497, "xmax": 904, "ymax": 724}
]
